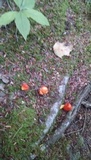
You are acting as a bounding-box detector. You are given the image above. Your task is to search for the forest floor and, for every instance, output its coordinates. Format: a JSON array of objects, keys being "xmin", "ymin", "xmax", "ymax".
[{"xmin": 0, "ymin": 0, "xmax": 91, "ymax": 159}]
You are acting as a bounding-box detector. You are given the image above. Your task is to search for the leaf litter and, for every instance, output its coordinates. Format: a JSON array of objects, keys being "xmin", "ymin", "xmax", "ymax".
[{"xmin": 0, "ymin": 3, "xmax": 91, "ymax": 159}]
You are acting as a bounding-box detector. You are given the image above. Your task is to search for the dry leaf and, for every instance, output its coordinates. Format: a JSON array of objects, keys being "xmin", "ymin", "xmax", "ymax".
[
  {"xmin": 53, "ymin": 41, "xmax": 73, "ymax": 58},
  {"xmin": 5, "ymin": 125, "xmax": 11, "ymax": 128},
  {"xmin": 60, "ymin": 105, "xmax": 64, "ymax": 109}
]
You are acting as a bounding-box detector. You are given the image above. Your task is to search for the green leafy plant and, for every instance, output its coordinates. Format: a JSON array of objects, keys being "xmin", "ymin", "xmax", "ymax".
[{"xmin": 0, "ymin": 0, "xmax": 49, "ymax": 40}]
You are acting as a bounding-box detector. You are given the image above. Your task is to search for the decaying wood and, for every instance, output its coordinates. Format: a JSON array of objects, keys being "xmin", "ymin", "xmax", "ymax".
[
  {"xmin": 30, "ymin": 81, "xmax": 91, "ymax": 159},
  {"xmin": 30, "ymin": 76, "xmax": 69, "ymax": 159},
  {"xmin": 36, "ymin": 76, "xmax": 69, "ymax": 145},
  {"xmin": 81, "ymin": 101, "xmax": 91, "ymax": 108},
  {"xmin": 40, "ymin": 83, "xmax": 91, "ymax": 151}
]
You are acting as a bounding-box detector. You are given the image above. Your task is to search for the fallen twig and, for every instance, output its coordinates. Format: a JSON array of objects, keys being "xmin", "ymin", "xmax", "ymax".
[{"xmin": 81, "ymin": 108, "xmax": 87, "ymax": 134}]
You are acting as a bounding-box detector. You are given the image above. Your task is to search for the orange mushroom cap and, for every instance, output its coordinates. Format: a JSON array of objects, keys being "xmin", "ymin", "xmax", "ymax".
[
  {"xmin": 39, "ymin": 86, "xmax": 48, "ymax": 95},
  {"xmin": 21, "ymin": 82, "xmax": 29, "ymax": 91}
]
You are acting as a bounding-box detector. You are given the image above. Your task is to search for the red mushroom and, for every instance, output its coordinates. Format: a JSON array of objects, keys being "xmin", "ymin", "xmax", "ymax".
[
  {"xmin": 21, "ymin": 82, "xmax": 29, "ymax": 91},
  {"xmin": 60, "ymin": 102, "xmax": 72, "ymax": 111}
]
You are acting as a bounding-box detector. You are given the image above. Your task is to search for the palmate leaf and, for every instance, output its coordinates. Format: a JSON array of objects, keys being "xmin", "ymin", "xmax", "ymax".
[
  {"xmin": 23, "ymin": 9, "xmax": 49, "ymax": 26},
  {"xmin": 13, "ymin": 0, "xmax": 23, "ymax": 8},
  {"xmin": 13, "ymin": 0, "xmax": 35, "ymax": 10},
  {"xmin": 21, "ymin": 0, "xmax": 35, "ymax": 9},
  {"xmin": 0, "ymin": 11, "xmax": 17, "ymax": 26},
  {"xmin": 15, "ymin": 11, "xmax": 30, "ymax": 40}
]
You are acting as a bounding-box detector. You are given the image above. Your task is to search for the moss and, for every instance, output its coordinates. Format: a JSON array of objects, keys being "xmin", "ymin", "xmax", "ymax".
[
  {"xmin": 83, "ymin": 44, "xmax": 91, "ymax": 65},
  {"xmin": 1, "ymin": 106, "xmax": 44, "ymax": 159},
  {"xmin": 0, "ymin": 0, "xmax": 91, "ymax": 159},
  {"xmin": 37, "ymin": 138, "xmax": 70, "ymax": 160}
]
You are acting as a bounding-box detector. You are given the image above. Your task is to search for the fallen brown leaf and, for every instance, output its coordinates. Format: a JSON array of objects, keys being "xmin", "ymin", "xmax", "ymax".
[{"xmin": 53, "ymin": 41, "xmax": 73, "ymax": 58}]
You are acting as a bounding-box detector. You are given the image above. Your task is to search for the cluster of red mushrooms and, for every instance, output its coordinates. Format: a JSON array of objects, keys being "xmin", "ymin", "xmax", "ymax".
[{"xmin": 21, "ymin": 82, "xmax": 72, "ymax": 112}]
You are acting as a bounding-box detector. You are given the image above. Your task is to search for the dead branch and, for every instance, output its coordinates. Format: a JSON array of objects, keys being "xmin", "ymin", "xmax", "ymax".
[
  {"xmin": 36, "ymin": 76, "xmax": 69, "ymax": 145},
  {"xmin": 30, "ymin": 82, "xmax": 91, "ymax": 159},
  {"xmin": 40, "ymin": 83, "xmax": 91, "ymax": 151},
  {"xmin": 81, "ymin": 101, "xmax": 91, "ymax": 108}
]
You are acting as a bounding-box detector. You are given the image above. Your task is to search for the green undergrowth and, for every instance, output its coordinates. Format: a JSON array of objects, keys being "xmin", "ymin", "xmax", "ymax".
[
  {"xmin": 32, "ymin": 135, "xmax": 87, "ymax": 160},
  {"xmin": 1, "ymin": 106, "xmax": 44, "ymax": 159},
  {"xmin": 84, "ymin": 48, "xmax": 91, "ymax": 65},
  {"xmin": 0, "ymin": 0, "xmax": 91, "ymax": 159},
  {"xmin": 85, "ymin": 0, "xmax": 91, "ymax": 14}
]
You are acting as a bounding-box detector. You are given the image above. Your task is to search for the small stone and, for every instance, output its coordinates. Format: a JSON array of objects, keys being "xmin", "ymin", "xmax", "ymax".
[
  {"xmin": 0, "ymin": 83, "xmax": 5, "ymax": 91},
  {"xmin": 0, "ymin": 91, "xmax": 5, "ymax": 97},
  {"xmin": 2, "ymin": 75, "xmax": 10, "ymax": 84},
  {"xmin": 0, "ymin": 91, "xmax": 6, "ymax": 102}
]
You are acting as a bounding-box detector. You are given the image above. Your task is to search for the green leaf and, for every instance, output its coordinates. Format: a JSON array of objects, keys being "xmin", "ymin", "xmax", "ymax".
[
  {"xmin": 0, "ymin": 11, "xmax": 17, "ymax": 26},
  {"xmin": 15, "ymin": 11, "xmax": 30, "ymax": 40},
  {"xmin": 21, "ymin": 0, "xmax": 35, "ymax": 9},
  {"xmin": 23, "ymin": 9, "xmax": 49, "ymax": 26},
  {"xmin": 13, "ymin": 0, "xmax": 23, "ymax": 8},
  {"xmin": 13, "ymin": 0, "xmax": 35, "ymax": 10}
]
